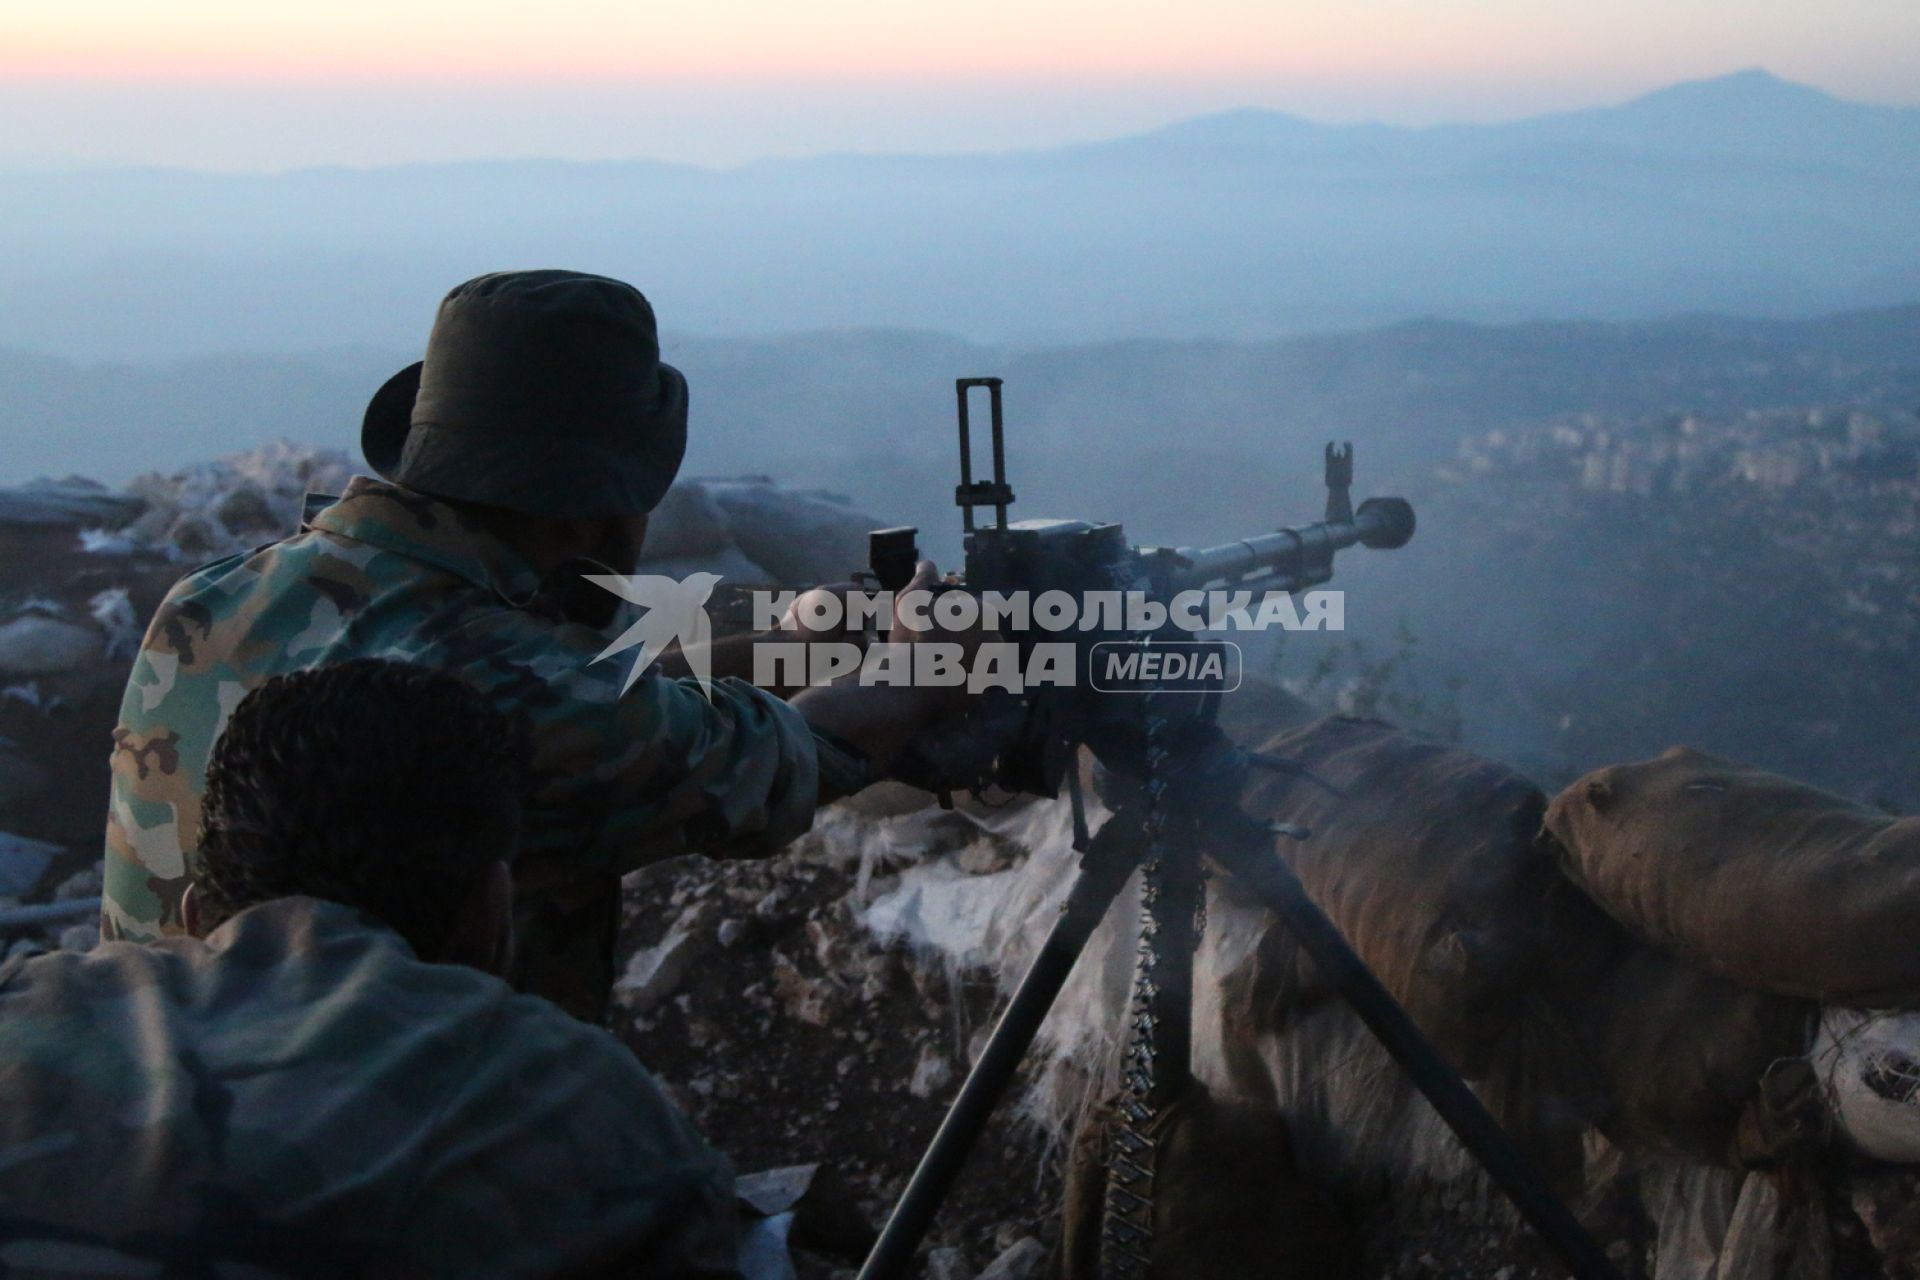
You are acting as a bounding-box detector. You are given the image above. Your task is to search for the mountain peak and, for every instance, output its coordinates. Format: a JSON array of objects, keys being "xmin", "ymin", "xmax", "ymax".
[{"xmin": 1619, "ymin": 68, "xmax": 1845, "ymax": 114}]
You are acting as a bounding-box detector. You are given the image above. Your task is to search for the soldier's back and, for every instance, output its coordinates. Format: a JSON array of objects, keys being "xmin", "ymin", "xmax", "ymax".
[{"xmin": 0, "ymin": 896, "xmax": 739, "ymax": 1279}]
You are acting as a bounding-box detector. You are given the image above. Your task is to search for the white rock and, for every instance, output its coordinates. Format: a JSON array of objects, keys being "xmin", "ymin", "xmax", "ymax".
[
  {"xmin": 977, "ymin": 1238, "xmax": 1044, "ymax": 1280},
  {"xmin": 1, "ymin": 683, "xmax": 47, "ymax": 711},
  {"xmin": 926, "ymin": 1246, "xmax": 973, "ymax": 1280},
  {"xmin": 125, "ymin": 442, "xmax": 354, "ymax": 561},
  {"xmin": 0, "ymin": 832, "xmax": 60, "ymax": 898},
  {"xmin": 56, "ymin": 922, "xmax": 98, "ymax": 953},
  {"xmin": 88, "ymin": 588, "xmax": 141, "ymax": 662},
  {"xmin": 613, "ymin": 921, "xmax": 706, "ymax": 1013},
  {"xmin": 77, "ymin": 528, "xmax": 139, "ymax": 555},
  {"xmin": 861, "ymin": 860, "xmax": 1028, "ymax": 970},
  {"xmin": 0, "ymin": 478, "xmax": 142, "ymax": 531},
  {"xmin": 52, "ymin": 865, "xmax": 103, "ymax": 901},
  {"xmin": 0, "ymin": 614, "xmax": 102, "ymax": 678},
  {"xmin": 908, "ymin": 1044, "xmax": 954, "ymax": 1099}
]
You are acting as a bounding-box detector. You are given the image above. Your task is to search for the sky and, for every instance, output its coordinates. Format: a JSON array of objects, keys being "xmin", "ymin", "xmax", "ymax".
[{"xmin": 2, "ymin": 0, "xmax": 1917, "ymax": 169}]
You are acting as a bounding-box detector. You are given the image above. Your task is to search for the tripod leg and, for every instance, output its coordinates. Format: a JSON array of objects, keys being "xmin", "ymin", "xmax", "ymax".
[
  {"xmin": 856, "ymin": 812, "xmax": 1148, "ymax": 1280},
  {"xmin": 1208, "ymin": 819, "xmax": 1623, "ymax": 1280}
]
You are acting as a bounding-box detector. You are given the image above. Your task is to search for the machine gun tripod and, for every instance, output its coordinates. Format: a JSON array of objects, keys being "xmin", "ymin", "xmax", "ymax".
[{"xmin": 853, "ymin": 380, "xmax": 1621, "ymax": 1280}]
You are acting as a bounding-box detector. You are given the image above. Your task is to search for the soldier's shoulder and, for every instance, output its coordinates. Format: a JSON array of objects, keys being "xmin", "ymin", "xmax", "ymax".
[{"xmin": 453, "ymin": 981, "xmax": 698, "ymax": 1133}]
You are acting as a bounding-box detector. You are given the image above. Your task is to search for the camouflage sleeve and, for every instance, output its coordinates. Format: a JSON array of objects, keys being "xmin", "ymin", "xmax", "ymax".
[
  {"xmin": 441, "ymin": 608, "xmax": 820, "ymax": 874},
  {"xmin": 397, "ymin": 994, "xmax": 744, "ymax": 1279}
]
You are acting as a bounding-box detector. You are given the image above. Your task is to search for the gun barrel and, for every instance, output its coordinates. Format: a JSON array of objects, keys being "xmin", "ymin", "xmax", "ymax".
[{"xmin": 1167, "ymin": 496, "xmax": 1414, "ymax": 592}]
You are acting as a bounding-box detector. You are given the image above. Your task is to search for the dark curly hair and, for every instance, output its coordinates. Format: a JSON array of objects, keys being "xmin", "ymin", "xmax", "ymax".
[{"xmin": 194, "ymin": 658, "xmax": 531, "ymax": 956}]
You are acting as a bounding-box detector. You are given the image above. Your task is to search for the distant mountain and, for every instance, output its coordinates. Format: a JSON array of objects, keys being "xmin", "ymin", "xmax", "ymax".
[
  {"xmin": 8, "ymin": 305, "xmax": 1920, "ymax": 552},
  {"xmin": 1, "ymin": 70, "xmax": 1916, "ymax": 361}
]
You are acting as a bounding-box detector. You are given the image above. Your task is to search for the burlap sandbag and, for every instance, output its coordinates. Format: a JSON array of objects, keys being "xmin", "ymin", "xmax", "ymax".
[
  {"xmin": 1564, "ymin": 939, "xmax": 1816, "ymax": 1164},
  {"xmin": 1240, "ymin": 716, "xmax": 1559, "ymax": 1076},
  {"xmin": 1545, "ymin": 746, "xmax": 1920, "ymax": 1006},
  {"xmin": 1480, "ymin": 862, "xmax": 1816, "ymax": 1167},
  {"xmin": 1052, "ymin": 1085, "xmax": 1356, "ymax": 1280}
]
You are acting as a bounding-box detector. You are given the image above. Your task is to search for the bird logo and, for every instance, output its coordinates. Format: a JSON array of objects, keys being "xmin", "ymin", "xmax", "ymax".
[{"xmin": 583, "ymin": 572, "xmax": 724, "ymax": 699}]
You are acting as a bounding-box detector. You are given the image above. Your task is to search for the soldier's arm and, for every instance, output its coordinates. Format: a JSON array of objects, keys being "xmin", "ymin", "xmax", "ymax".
[
  {"xmin": 655, "ymin": 581, "xmax": 873, "ymax": 695},
  {"xmin": 448, "ymin": 607, "xmax": 821, "ymax": 871}
]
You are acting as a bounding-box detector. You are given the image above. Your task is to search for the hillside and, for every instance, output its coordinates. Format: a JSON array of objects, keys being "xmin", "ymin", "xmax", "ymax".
[
  {"xmin": 2, "ymin": 71, "xmax": 1916, "ymax": 360},
  {"xmin": 6, "ymin": 303, "xmax": 1919, "ymax": 508}
]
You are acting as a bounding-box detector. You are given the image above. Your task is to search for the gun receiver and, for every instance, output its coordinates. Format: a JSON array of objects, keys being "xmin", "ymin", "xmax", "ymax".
[{"xmin": 868, "ymin": 377, "xmax": 1415, "ymax": 799}]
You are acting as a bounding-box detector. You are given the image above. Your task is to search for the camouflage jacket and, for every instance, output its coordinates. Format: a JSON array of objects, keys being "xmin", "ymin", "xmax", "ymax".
[
  {"xmin": 0, "ymin": 896, "xmax": 742, "ymax": 1279},
  {"xmin": 105, "ymin": 477, "xmax": 820, "ymax": 1017}
]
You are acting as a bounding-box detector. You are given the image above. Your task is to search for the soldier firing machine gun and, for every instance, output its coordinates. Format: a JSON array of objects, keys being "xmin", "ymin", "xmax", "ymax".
[{"xmin": 854, "ymin": 379, "xmax": 1620, "ymax": 1280}]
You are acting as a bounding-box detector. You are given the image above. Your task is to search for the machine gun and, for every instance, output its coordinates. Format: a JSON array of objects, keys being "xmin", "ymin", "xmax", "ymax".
[
  {"xmin": 866, "ymin": 376, "xmax": 1413, "ymax": 803},
  {"xmin": 855, "ymin": 380, "xmax": 1620, "ymax": 1280}
]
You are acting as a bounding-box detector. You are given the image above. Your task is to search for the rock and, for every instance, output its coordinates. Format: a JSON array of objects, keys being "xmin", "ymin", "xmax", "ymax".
[
  {"xmin": 51, "ymin": 864, "xmax": 103, "ymax": 901},
  {"xmin": 953, "ymin": 836, "xmax": 1012, "ymax": 876},
  {"xmin": 976, "ymin": 1237, "xmax": 1044, "ymax": 1280},
  {"xmin": 807, "ymin": 914, "xmax": 858, "ymax": 979},
  {"xmin": 771, "ymin": 953, "xmax": 834, "ymax": 1027},
  {"xmin": 735, "ymin": 1163, "xmax": 877, "ymax": 1263},
  {"xmin": 0, "ymin": 613, "xmax": 102, "ymax": 677},
  {"xmin": 56, "ymin": 922, "xmax": 97, "ymax": 953},
  {"xmin": 858, "ymin": 952, "xmax": 898, "ymax": 1003},
  {"xmin": 908, "ymin": 1044, "xmax": 954, "ymax": 1099},
  {"xmin": 717, "ymin": 917, "xmax": 746, "ymax": 947},
  {"xmin": 167, "ymin": 513, "xmax": 223, "ymax": 560},
  {"xmin": 125, "ymin": 443, "xmax": 354, "ymax": 561},
  {"xmin": 1850, "ymin": 1167, "xmax": 1920, "ymax": 1273},
  {"xmin": 0, "ymin": 832, "xmax": 60, "ymax": 897},
  {"xmin": 612, "ymin": 915, "xmax": 708, "ymax": 1013},
  {"xmin": 0, "ymin": 753, "xmax": 50, "ymax": 809},
  {"xmin": 77, "ymin": 528, "xmax": 139, "ymax": 556},
  {"xmin": 214, "ymin": 483, "xmax": 276, "ymax": 536},
  {"xmin": 0, "ymin": 478, "xmax": 143, "ymax": 531},
  {"xmin": 88, "ymin": 587, "xmax": 141, "ymax": 661},
  {"xmin": 926, "ymin": 1246, "xmax": 973, "ymax": 1280}
]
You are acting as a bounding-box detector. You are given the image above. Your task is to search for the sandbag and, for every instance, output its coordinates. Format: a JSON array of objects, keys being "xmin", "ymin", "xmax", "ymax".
[
  {"xmin": 1716, "ymin": 1170, "xmax": 1832, "ymax": 1280},
  {"xmin": 1545, "ymin": 746, "xmax": 1920, "ymax": 1006},
  {"xmin": 641, "ymin": 481, "xmax": 735, "ymax": 561},
  {"xmin": 1567, "ymin": 940, "xmax": 1815, "ymax": 1164},
  {"xmin": 705, "ymin": 480, "xmax": 871, "ymax": 587},
  {"xmin": 1213, "ymin": 674, "xmax": 1315, "ymax": 749},
  {"xmin": 1053, "ymin": 1085, "xmax": 1356, "ymax": 1280},
  {"xmin": 1241, "ymin": 716, "xmax": 1559, "ymax": 1075}
]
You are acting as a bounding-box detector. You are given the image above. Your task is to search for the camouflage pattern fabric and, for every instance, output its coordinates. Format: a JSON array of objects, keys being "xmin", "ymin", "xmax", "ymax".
[
  {"xmin": 0, "ymin": 896, "xmax": 742, "ymax": 1279},
  {"xmin": 104, "ymin": 476, "xmax": 820, "ymax": 1018}
]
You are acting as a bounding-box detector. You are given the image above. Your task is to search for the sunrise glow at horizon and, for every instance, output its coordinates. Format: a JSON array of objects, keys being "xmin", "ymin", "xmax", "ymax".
[{"xmin": 3, "ymin": 0, "xmax": 1916, "ymax": 169}]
